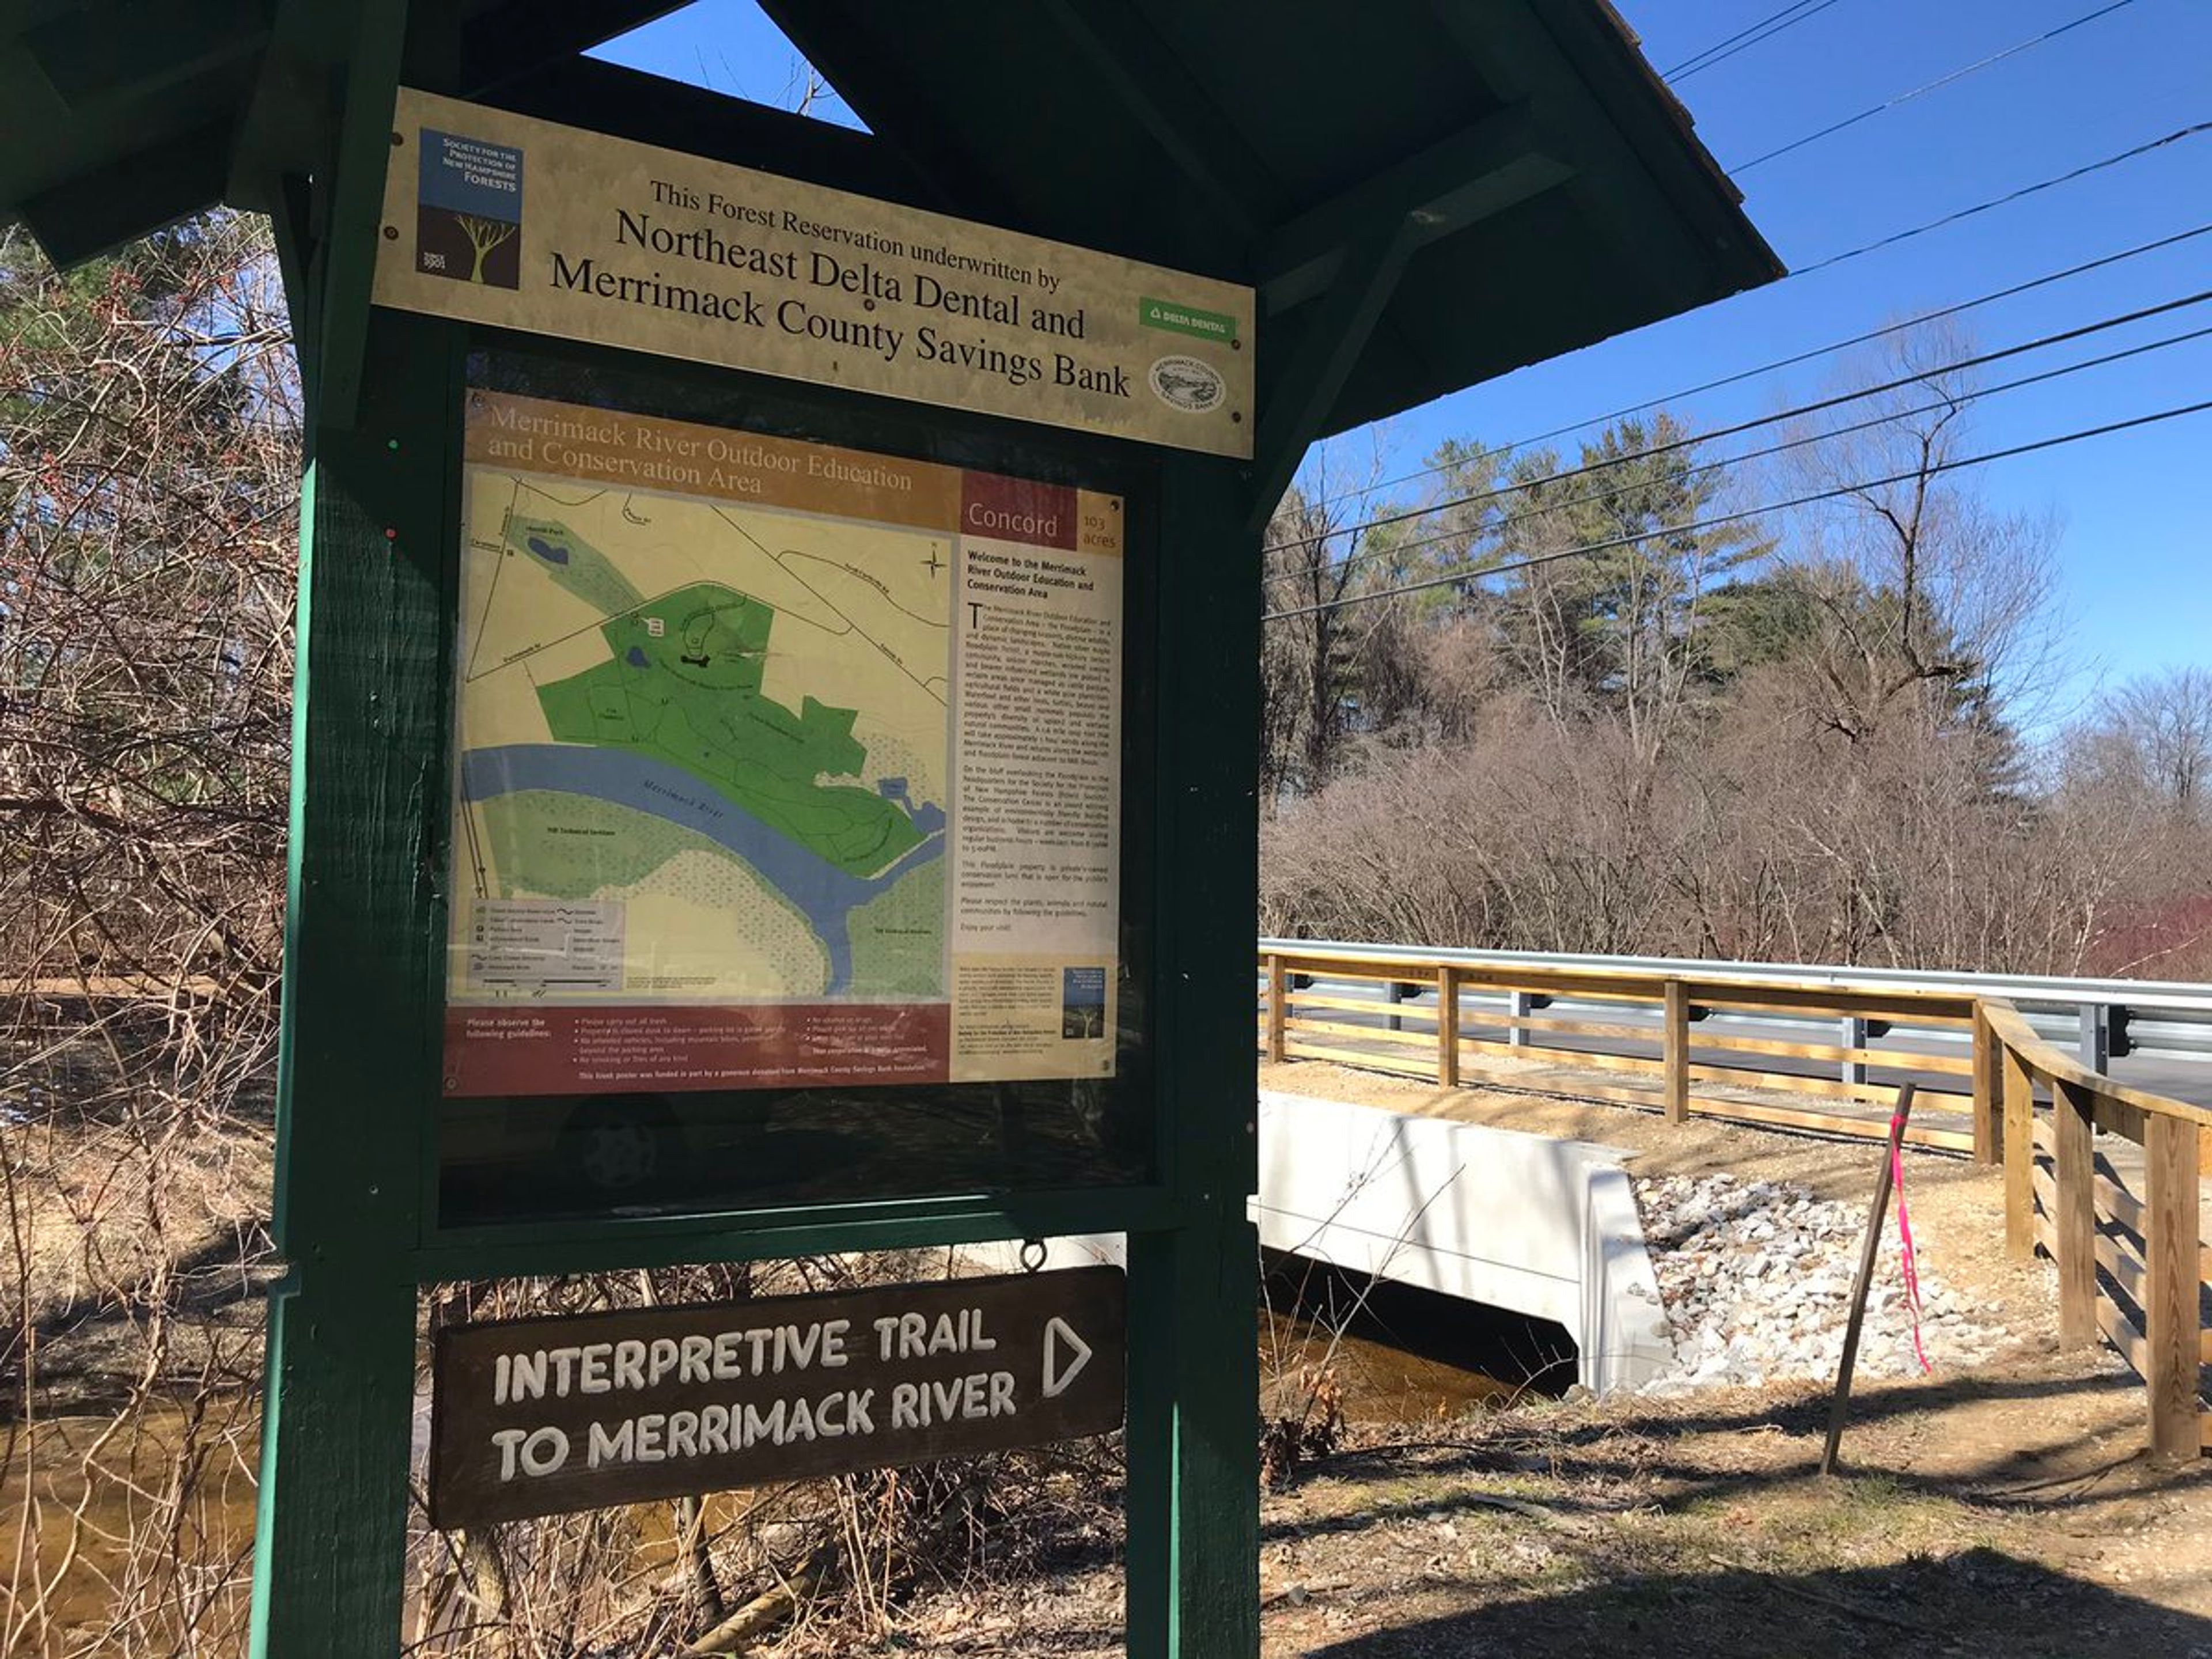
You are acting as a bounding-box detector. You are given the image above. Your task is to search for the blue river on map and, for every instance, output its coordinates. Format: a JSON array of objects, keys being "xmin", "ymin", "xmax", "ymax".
[{"xmin": 461, "ymin": 744, "xmax": 943, "ymax": 993}]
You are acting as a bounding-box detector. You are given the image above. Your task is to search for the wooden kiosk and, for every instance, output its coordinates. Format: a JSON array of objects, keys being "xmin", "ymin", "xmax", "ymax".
[{"xmin": 0, "ymin": 4, "xmax": 1777, "ymax": 1653}]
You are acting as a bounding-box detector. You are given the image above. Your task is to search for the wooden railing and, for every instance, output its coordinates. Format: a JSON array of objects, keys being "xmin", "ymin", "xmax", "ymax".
[
  {"xmin": 1255, "ymin": 945, "xmax": 2211, "ymax": 1460},
  {"xmin": 1984, "ymin": 998, "xmax": 2210, "ymax": 1460},
  {"xmin": 1259, "ymin": 944, "xmax": 1997, "ymax": 1156}
]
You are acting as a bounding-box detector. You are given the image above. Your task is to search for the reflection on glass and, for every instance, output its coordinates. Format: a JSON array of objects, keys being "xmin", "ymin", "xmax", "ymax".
[{"xmin": 434, "ymin": 344, "xmax": 1156, "ymax": 1227}]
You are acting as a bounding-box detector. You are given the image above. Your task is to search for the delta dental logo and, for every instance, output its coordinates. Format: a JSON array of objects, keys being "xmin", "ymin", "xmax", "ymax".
[{"xmin": 417, "ymin": 128, "xmax": 524, "ymax": 289}]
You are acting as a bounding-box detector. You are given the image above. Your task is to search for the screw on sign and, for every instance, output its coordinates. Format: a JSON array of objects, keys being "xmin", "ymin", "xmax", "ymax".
[{"xmin": 427, "ymin": 1267, "xmax": 1127, "ymax": 1528}]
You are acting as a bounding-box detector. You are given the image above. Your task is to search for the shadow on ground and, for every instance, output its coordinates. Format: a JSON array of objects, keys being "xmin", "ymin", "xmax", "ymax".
[
  {"xmin": 1297, "ymin": 1548, "xmax": 2212, "ymax": 1658},
  {"xmin": 1271, "ymin": 1362, "xmax": 2205, "ymax": 1551}
]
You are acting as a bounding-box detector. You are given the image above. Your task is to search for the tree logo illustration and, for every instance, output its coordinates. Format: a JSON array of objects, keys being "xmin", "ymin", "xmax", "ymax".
[{"xmin": 416, "ymin": 129, "xmax": 524, "ymax": 290}]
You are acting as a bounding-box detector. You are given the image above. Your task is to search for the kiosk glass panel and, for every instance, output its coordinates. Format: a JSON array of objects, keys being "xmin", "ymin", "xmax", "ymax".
[{"xmin": 434, "ymin": 346, "xmax": 1158, "ymax": 1225}]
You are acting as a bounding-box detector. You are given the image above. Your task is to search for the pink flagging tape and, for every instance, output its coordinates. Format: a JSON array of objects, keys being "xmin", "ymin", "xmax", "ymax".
[{"xmin": 1891, "ymin": 1114, "xmax": 1933, "ymax": 1375}]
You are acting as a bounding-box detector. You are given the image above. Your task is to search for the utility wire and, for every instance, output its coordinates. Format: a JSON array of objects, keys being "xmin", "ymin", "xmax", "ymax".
[
  {"xmin": 1279, "ymin": 313, "xmax": 2212, "ymax": 589},
  {"xmin": 1285, "ymin": 218, "xmax": 2212, "ymax": 521},
  {"xmin": 1663, "ymin": 1, "xmax": 1817, "ymax": 77},
  {"xmin": 1262, "ymin": 395, "xmax": 2212, "ymax": 623},
  {"xmin": 1665, "ymin": 0, "xmax": 1851, "ymax": 81},
  {"xmin": 1268, "ymin": 282, "xmax": 2212, "ymax": 564},
  {"xmin": 1730, "ymin": 0, "xmax": 2139, "ymax": 174},
  {"xmin": 1793, "ymin": 118, "xmax": 2212, "ymax": 276}
]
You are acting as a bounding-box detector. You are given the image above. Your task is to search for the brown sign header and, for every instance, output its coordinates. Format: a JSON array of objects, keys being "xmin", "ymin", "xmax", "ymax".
[{"xmin": 428, "ymin": 1268, "xmax": 1127, "ymax": 1527}]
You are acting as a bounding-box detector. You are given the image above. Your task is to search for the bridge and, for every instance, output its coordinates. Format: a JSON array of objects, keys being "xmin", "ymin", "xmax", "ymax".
[{"xmin": 1256, "ymin": 939, "xmax": 2212, "ymax": 1459}]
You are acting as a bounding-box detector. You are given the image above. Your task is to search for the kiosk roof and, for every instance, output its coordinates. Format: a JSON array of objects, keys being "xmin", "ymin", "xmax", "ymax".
[{"xmin": 0, "ymin": 0, "xmax": 1780, "ymax": 437}]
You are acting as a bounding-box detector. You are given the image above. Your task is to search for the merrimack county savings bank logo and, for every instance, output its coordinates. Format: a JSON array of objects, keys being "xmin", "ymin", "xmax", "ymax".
[
  {"xmin": 416, "ymin": 129, "xmax": 524, "ymax": 289},
  {"xmin": 1146, "ymin": 354, "xmax": 1226, "ymax": 415}
]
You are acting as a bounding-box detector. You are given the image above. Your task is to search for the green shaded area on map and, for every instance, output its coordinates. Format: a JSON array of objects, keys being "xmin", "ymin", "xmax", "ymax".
[
  {"xmin": 535, "ymin": 579, "xmax": 928, "ymax": 878},
  {"xmin": 505, "ymin": 513, "xmax": 645, "ymax": 615},
  {"xmin": 478, "ymin": 790, "xmax": 831, "ymax": 991},
  {"xmin": 480, "ymin": 789, "xmax": 697, "ymax": 897},
  {"xmin": 846, "ymin": 860, "xmax": 946, "ymax": 998}
]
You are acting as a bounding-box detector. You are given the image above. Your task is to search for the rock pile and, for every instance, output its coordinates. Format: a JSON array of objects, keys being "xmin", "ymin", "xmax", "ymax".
[{"xmin": 1632, "ymin": 1172, "xmax": 2005, "ymax": 1394}]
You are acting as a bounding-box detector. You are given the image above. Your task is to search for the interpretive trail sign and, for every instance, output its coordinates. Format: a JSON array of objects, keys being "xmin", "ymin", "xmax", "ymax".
[
  {"xmin": 374, "ymin": 89, "xmax": 1253, "ymax": 458},
  {"xmin": 429, "ymin": 1268, "xmax": 1127, "ymax": 1527},
  {"xmin": 443, "ymin": 388, "xmax": 1126, "ymax": 1095}
]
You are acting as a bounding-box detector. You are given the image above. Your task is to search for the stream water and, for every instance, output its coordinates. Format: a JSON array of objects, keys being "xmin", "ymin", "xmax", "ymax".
[
  {"xmin": 0, "ymin": 1396, "xmax": 260, "ymax": 1639},
  {"xmin": 1259, "ymin": 1249, "xmax": 1578, "ymax": 1423}
]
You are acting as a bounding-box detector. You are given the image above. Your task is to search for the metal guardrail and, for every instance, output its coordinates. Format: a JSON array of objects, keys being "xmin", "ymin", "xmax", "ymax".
[{"xmin": 1261, "ymin": 938, "xmax": 2212, "ymax": 1069}]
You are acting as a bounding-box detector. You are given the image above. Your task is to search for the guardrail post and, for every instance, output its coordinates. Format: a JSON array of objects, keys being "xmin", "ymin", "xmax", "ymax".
[
  {"xmin": 1436, "ymin": 966, "xmax": 1459, "ymax": 1088},
  {"xmin": 1508, "ymin": 988, "xmax": 1532, "ymax": 1050},
  {"xmin": 2143, "ymin": 1112, "xmax": 2202, "ymax": 1460},
  {"xmin": 1839, "ymin": 1014, "xmax": 1866, "ymax": 1088},
  {"xmin": 1263, "ymin": 953, "xmax": 1286, "ymax": 1065},
  {"xmin": 2052, "ymin": 1078, "xmax": 2099, "ymax": 1349},
  {"xmin": 1386, "ymin": 978, "xmax": 1404, "ymax": 1033},
  {"xmin": 1971, "ymin": 1006, "xmax": 2000, "ymax": 1166},
  {"xmin": 2001, "ymin": 1043, "xmax": 2035, "ymax": 1260},
  {"xmin": 2078, "ymin": 1003, "xmax": 2111, "ymax": 1073},
  {"xmin": 1663, "ymin": 979, "xmax": 1690, "ymax": 1125}
]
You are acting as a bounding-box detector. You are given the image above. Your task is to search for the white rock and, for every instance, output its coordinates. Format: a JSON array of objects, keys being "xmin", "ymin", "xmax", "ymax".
[{"xmin": 1634, "ymin": 1170, "xmax": 2004, "ymax": 1397}]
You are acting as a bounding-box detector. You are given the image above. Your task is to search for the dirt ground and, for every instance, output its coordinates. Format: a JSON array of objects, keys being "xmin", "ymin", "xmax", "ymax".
[
  {"xmin": 813, "ymin": 1353, "xmax": 2212, "ymax": 1658},
  {"xmin": 824, "ymin": 1060, "xmax": 2212, "ymax": 1658}
]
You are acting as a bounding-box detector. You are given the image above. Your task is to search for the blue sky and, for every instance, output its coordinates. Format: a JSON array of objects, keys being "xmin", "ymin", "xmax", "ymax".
[{"xmin": 595, "ymin": 1, "xmax": 2212, "ymax": 718}]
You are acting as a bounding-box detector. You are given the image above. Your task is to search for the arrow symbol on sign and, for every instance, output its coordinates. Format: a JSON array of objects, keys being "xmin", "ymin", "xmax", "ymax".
[{"xmin": 1041, "ymin": 1317, "xmax": 1092, "ymax": 1399}]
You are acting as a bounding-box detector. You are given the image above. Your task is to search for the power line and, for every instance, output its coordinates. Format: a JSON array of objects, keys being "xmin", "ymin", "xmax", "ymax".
[
  {"xmin": 1793, "ymin": 118, "xmax": 2212, "ymax": 277},
  {"xmin": 1268, "ymin": 282, "xmax": 2212, "ymax": 565},
  {"xmin": 1277, "ymin": 312, "xmax": 2212, "ymax": 589},
  {"xmin": 1286, "ymin": 218, "xmax": 2212, "ymax": 520},
  {"xmin": 1730, "ymin": 0, "xmax": 2139, "ymax": 174},
  {"xmin": 1662, "ymin": 1, "xmax": 1818, "ymax": 77},
  {"xmin": 1276, "ymin": 317, "xmax": 2212, "ymax": 589},
  {"xmin": 1262, "ymin": 395, "xmax": 2212, "ymax": 623},
  {"xmin": 1665, "ymin": 0, "xmax": 1851, "ymax": 81}
]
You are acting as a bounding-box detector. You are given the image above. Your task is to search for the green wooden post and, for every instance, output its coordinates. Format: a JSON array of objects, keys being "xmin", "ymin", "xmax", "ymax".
[
  {"xmin": 251, "ymin": 1275, "xmax": 417, "ymax": 1656},
  {"xmin": 249, "ymin": 308, "xmax": 460, "ymax": 1658},
  {"xmin": 1125, "ymin": 453, "xmax": 1261, "ymax": 1657}
]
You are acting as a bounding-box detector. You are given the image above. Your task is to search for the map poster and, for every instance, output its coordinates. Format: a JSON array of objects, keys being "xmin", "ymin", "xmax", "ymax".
[{"xmin": 441, "ymin": 389, "xmax": 1123, "ymax": 1097}]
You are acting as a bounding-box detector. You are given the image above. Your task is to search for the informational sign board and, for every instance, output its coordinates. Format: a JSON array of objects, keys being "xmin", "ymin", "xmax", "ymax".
[
  {"xmin": 442, "ymin": 387, "xmax": 1126, "ymax": 1096},
  {"xmin": 428, "ymin": 1268, "xmax": 1127, "ymax": 1527},
  {"xmin": 373, "ymin": 89, "xmax": 1253, "ymax": 458}
]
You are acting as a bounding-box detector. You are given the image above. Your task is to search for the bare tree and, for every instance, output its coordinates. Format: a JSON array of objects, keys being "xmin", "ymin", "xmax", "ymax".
[
  {"xmin": 2095, "ymin": 665, "xmax": 2212, "ymax": 812},
  {"xmin": 0, "ymin": 213, "xmax": 295, "ymax": 1012},
  {"xmin": 1778, "ymin": 319, "xmax": 2063, "ymax": 748},
  {"xmin": 0, "ymin": 210, "xmax": 296, "ymax": 1657}
]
